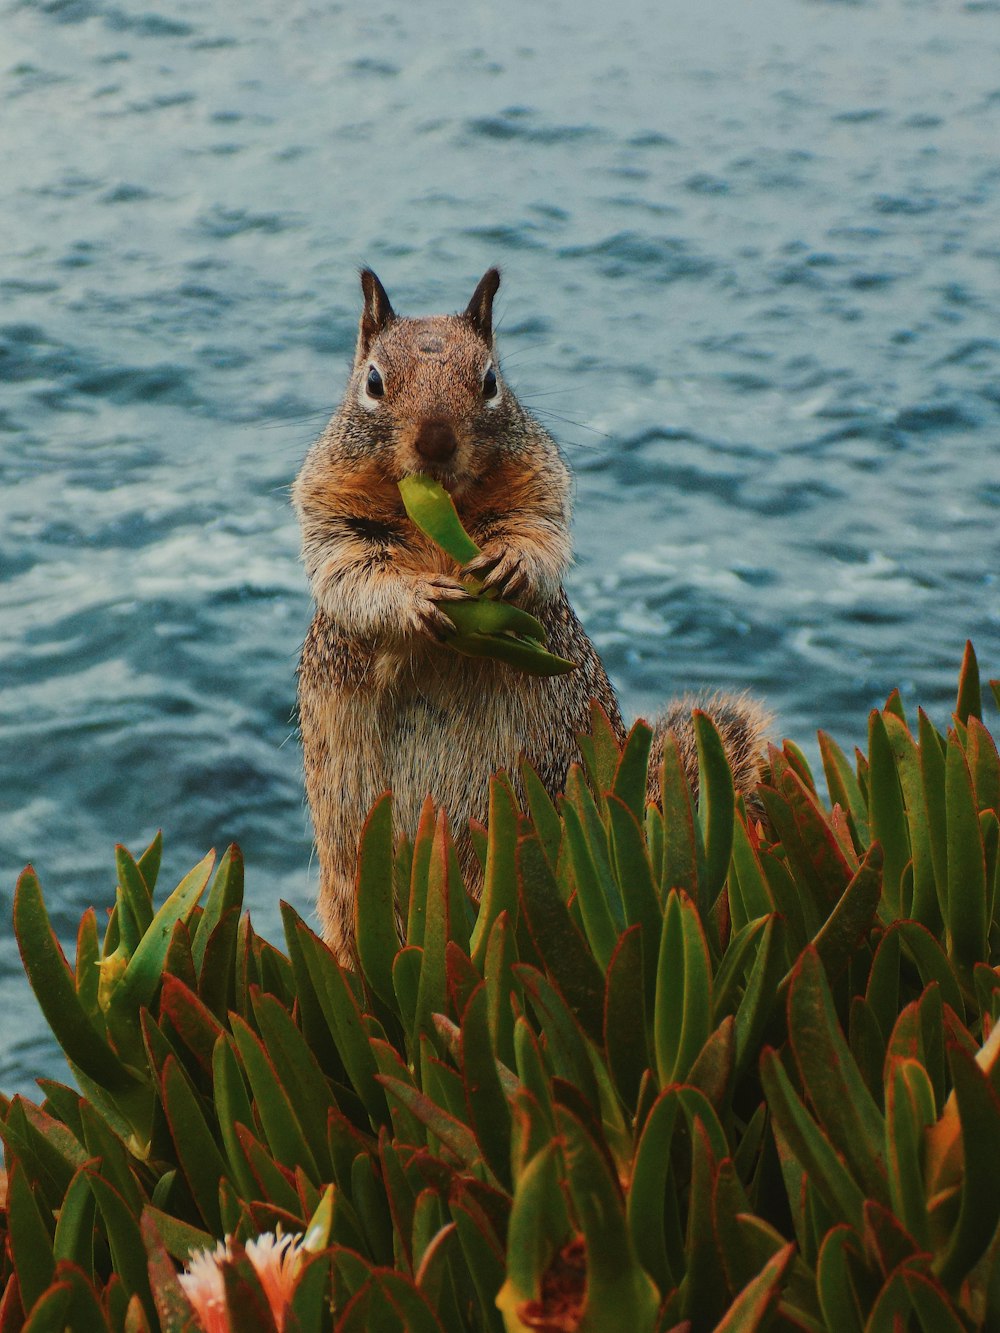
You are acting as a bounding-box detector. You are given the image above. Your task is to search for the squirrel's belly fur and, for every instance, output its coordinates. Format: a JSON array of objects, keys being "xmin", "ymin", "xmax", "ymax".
[
  {"xmin": 299, "ymin": 593, "xmax": 624, "ymax": 952},
  {"xmin": 294, "ymin": 267, "xmax": 771, "ymax": 964}
]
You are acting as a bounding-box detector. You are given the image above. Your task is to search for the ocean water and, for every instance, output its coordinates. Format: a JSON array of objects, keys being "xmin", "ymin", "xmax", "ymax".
[{"xmin": 2, "ymin": 0, "xmax": 999, "ymax": 1094}]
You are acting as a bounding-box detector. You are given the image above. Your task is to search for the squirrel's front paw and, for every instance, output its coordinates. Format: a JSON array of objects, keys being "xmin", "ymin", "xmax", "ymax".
[
  {"xmin": 463, "ymin": 545, "xmax": 530, "ymax": 601},
  {"xmin": 407, "ymin": 574, "xmax": 470, "ymax": 642}
]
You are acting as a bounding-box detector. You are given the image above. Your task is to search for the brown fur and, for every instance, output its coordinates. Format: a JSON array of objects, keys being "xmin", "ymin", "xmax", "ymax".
[{"xmin": 294, "ymin": 270, "xmax": 770, "ymax": 963}]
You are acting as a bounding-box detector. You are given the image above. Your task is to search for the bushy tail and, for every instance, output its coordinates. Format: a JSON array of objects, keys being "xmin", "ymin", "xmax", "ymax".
[{"xmin": 645, "ymin": 691, "xmax": 774, "ymax": 807}]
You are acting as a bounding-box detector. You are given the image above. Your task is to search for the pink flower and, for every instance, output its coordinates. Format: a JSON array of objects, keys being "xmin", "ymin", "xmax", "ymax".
[
  {"xmin": 180, "ymin": 1231, "xmax": 304, "ymax": 1332},
  {"xmin": 245, "ymin": 1232, "xmax": 304, "ymax": 1324},
  {"xmin": 178, "ymin": 1241, "xmax": 229, "ymax": 1333}
]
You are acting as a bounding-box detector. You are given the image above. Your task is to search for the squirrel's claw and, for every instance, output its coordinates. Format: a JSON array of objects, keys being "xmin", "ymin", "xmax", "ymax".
[
  {"xmin": 464, "ymin": 549, "xmax": 529, "ymax": 601},
  {"xmin": 409, "ymin": 574, "xmax": 468, "ymax": 642}
]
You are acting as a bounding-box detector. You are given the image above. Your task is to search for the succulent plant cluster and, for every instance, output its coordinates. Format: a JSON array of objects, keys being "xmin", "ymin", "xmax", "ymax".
[{"xmin": 2, "ymin": 645, "xmax": 1000, "ymax": 1331}]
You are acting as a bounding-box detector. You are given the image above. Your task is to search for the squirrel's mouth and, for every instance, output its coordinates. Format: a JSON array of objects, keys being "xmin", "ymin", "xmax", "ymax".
[{"xmin": 401, "ymin": 462, "xmax": 469, "ymax": 498}]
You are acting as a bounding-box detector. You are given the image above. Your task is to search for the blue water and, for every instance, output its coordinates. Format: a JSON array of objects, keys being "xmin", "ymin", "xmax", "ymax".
[{"xmin": 2, "ymin": 0, "xmax": 999, "ymax": 1094}]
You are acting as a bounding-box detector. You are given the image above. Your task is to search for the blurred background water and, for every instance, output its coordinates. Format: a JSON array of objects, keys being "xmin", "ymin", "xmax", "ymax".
[{"xmin": 2, "ymin": 0, "xmax": 999, "ymax": 1094}]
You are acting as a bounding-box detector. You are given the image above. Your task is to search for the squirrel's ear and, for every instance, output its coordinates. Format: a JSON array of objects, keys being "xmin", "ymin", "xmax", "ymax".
[
  {"xmin": 358, "ymin": 269, "xmax": 396, "ymax": 357},
  {"xmin": 464, "ymin": 268, "xmax": 501, "ymax": 344}
]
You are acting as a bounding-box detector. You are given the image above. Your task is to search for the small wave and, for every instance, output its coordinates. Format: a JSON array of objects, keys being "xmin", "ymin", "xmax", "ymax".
[{"xmin": 464, "ymin": 108, "xmax": 602, "ymax": 146}]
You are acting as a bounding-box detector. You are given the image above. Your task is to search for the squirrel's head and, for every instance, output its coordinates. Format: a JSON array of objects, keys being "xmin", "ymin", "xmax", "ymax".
[{"xmin": 343, "ymin": 267, "xmax": 518, "ymax": 494}]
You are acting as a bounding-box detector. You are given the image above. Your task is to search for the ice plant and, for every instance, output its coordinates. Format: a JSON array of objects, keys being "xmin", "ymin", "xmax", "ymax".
[{"xmin": 1, "ymin": 642, "xmax": 999, "ymax": 1329}]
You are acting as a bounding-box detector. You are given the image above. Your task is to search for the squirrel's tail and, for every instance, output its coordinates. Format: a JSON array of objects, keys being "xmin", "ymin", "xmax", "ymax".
[{"xmin": 645, "ymin": 690, "xmax": 774, "ymax": 807}]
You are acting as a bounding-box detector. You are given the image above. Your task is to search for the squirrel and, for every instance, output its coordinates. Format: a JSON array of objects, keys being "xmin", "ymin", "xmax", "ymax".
[{"xmin": 293, "ymin": 268, "xmax": 772, "ymax": 964}]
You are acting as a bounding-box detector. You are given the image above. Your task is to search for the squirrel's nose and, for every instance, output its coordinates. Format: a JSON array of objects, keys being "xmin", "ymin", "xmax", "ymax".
[{"xmin": 413, "ymin": 419, "xmax": 457, "ymax": 464}]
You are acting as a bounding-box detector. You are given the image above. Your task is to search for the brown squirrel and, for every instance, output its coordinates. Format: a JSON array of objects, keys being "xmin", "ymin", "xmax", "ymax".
[{"xmin": 294, "ymin": 269, "xmax": 771, "ymax": 963}]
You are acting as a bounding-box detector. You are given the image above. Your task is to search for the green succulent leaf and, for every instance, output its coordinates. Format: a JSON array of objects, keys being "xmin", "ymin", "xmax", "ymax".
[
  {"xmin": 933, "ymin": 1039, "xmax": 1000, "ymax": 1287},
  {"xmin": 355, "ymin": 792, "xmax": 398, "ymax": 1011},
  {"xmin": 398, "ymin": 472, "xmax": 481, "ymax": 564},
  {"xmin": 6, "ymin": 1166, "xmax": 55, "ymax": 1316},
  {"xmin": 693, "ymin": 710, "xmax": 736, "ymax": 912},
  {"xmin": 654, "ymin": 889, "xmax": 713, "ymax": 1088},
  {"xmin": 786, "ymin": 947, "xmax": 889, "ymax": 1205},
  {"xmin": 109, "ymin": 850, "xmax": 215, "ymax": 1020},
  {"xmin": 711, "ymin": 1242, "xmax": 795, "ymax": 1332},
  {"xmin": 14, "ymin": 867, "xmax": 139, "ymax": 1094},
  {"xmin": 556, "ymin": 1103, "xmax": 661, "ymax": 1331}
]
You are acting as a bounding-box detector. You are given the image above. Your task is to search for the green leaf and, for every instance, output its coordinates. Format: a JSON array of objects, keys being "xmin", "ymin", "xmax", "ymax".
[
  {"xmin": 79, "ymin": 1099, "xmax": 143, "ymax": 1217},
  {"xmin": 604, "ymin": 925, "xmax": 649, "ymax": 1108},
  {"xmin": 140, "ymin": 1207, "xmax": 212, "ymax": 1265},
  {"xmin": 191, "ymin": 844, "xmax": 244, "ymax": 978},
  {"xmin": 955, "ymin": 640, "xmax": 982, "ymax": 724},
  {"xmin": 819, "ymin": 731, "xmax": 870, "ymax": 849},
  {"xmin": 680, "ymin": 1114, "xmax": 725, "ymax": 1327},
  {"xmin": 230, "ymin": 1013, "xmax": 321, "ymax": 1182},
  {"xmin": 84, "ymin": 1170, "xmax": 156, "ymax": 1324},
  {"xmin": 520, "ymin": 759, "xmax": 563, "ymax": 871},
  {"xmin": 786, "ymin": 947, "xmax": 889, "ymax": 1204},
  {"xmin": 693, "ymin": 710, "xmax": 736, "ymax": 911},
  {"xmin": 627, "ymin": 1086, "xmax": 725, "ymax": 1295},
  {"xmin": 764, "ymin": 766, "xmax": 853, "ymax": 921},
  {"xmin": 516, "ymin": 834, "xmax": 605, "ymax": 1043},
  {"xmin": 556, "ymin": 1104, "xmax": 661, "ymax": 1330},
  {"xmin": 944, "ymin": 735, "xmax": 988, "ymax": 971},
  {"xmin": 442, "ymin": 594, "xmax": 548, "ymax": 642},
  {"xmin": 212, "ymin": 1034, "xmax": 259, "ymax": 1199},
  {"xmin": 114, "ymin": 845, "xmax": 154, "ymax": 936},
  {"xmin": 562, "ymin": 802, "xmax": 620, "ymax": 972},
  {"xmin": 868, "ymin": 712, "xmax": 911, "ymax": 920},
  {"xmin": 196, "ymin": 905, "xmax": 241, "ymax": 1023},
  {"xmin": 251, "ymin": 991, "xmax": 337, "ymax": 1176},
  {"xmin": 564, "ymin": 765, "xmax": 625, "ymax": 930},
  {"xmin": 760, "ymin": 1046, "xmax": 866, "ymax": 1232},
  {"xmin": 159, "ymin": 1054, "xmax": 229, "ymax": 1235},
  {"xmin": 658, "ymin": 733, "xmax": 699, "ymax": 900},
  {"xmin": 451, "ymin": 1202, "xmax": 506, "ymax": 1333},
  {"xmin": 732, "ymin": 915, "xmax": 786, "ymax": 1077},
  {"xmin": 934, "ymin": 1040, "xmax": 1000, "ymax": 1287},
  {"xmin": 355, "ymin": 793, "xmax": 398, "ymax": 1010},
  {"xmin": 14, "ymin": 867, "xmax": 138, "ymax": 1093},
  {"xmin": 654, "ymin": 890, "xmax": 712, "ymax": 1087},
  {"xmin": 583, "ymin": 700, "xmax": 625, "ymax": 799},
  {"xmin": 729, "ymin": 816, "xmax": 774, "ymax": 933},
  {"xmin": 884, "ymin": 1057, "xmax": 935, "ymax": 1249},
  {"xmin": 393, "ymin": 946, "xmax": 422, "ymax": 1040},
  {"xmin": 296, "ymin": 925, "xmax": 390, "ymax": 1128},
  {"xmin": 52, "ymin": 1167, "xmax": 98, "ymax": 1271},
  {"xmin": 483, "ymin": 911, "xmax": 519, "ymax": 1069},
  {"xmin": 919, "ymin": 708, "xmax": 949, "ymax": 920},
  {"xmin": 7, "ymin": 1166, "xmax": 55, "ymax": 1315},
  {"xmin": 377, "ymin": 1076, "xmax": 489, "ymax": 1177},
  {"xmin": 497, "ymin": 1143, "xmax": 572, "ymax": 1320},
  {"xmin": 809, "ymin": 841, "xmax": 882, "ymax": 983},
  {"xmin": 414, "ymin": 811, "xmax": 460, "ymax": 1039},
  {"xmin": 612, "ymin": 720, "xmax": 654, "ymax": 822},
  {"xmin": 460, "ymin": 984, "xmax": 513, "ymax": 1190},
  {"xmin": 606, "ymin": 796, "xmax": 661, "ymax": 1000},
  {"xmin": 815, "ymin": 1225, "xmax": 866, "ymax": 1333},
  {"xmin": 159, "ymin": 974, "xmax": 224, "ymax": 1078},
  {"xmin": 712, "ymin": 1242, "xmax": 795, "ymax": 1332},
  {"xmin": 967, "ymin": 716, "xmax": 1000, "ymax": 817},
  {"xmin": 20, "ymin": 1282, "xmax": 72, "ymax": 1333},
  {"xmin": 515, "ymin": 965, "xmax": 600, "ymax": 1115},
  {"xmin": 109, "ymin": 850, "xmax": 215, "ymax": 1018},
  {"xmin": 398, "ymin": 472, "xmax": 480, "ymax": 563},
  {"xmin": 450, "ymin": 628, "xmax": 577, "ymax": 676},
  {"xmin": 471, "ymin": 776, "xmax": 521, "ymax": 969}
]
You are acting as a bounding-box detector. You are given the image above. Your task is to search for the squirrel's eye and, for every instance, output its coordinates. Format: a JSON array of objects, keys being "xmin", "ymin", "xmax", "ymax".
[
  {"xmin": 482, "ymin": 366, "xmax": 498, "ymax": 400},
  {"xmin": 366, "ymin": 365, "xmax": 384, "ymax": 398}
]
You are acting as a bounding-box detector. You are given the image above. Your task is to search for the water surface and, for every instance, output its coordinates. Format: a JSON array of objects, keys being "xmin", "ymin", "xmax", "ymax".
[{"xmin": 2, "ymin": 0, "xmax": 999, "ymax": 1092}]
